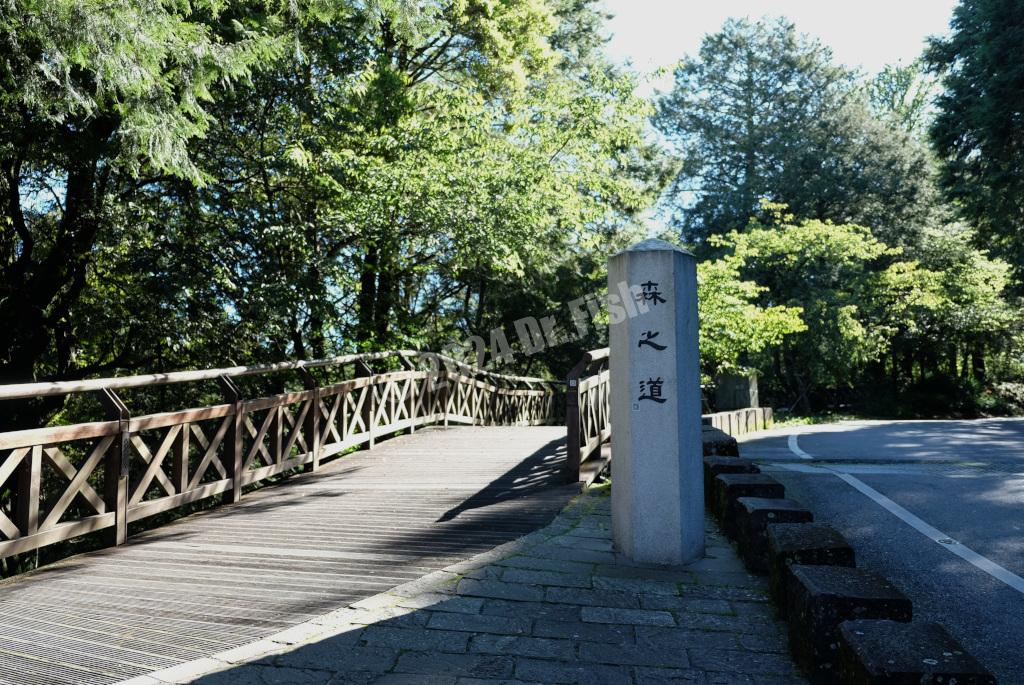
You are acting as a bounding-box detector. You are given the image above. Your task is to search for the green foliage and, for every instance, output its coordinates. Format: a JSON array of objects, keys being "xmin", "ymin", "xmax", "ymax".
[
  {"xmin": 0, "ymin": 0, "xmax": 666, "ymax": 430},
  {"xmin": 927, "ymin": 0, "xmax": 1024, "ymax": 288},
  {"xmin": 706, "ymin": 204, "xmax": 1022, "ymax": 414},
  {"xmin": 696, "ymin": 256, "xmax": 805, "ymax": 379},
  {"xmin": 654, "ymin": 17, "xmax": 937, "ymax": 249},
  {"xmin": 866, "ymin": 61, "xmax": 937, "ymax": 137}
]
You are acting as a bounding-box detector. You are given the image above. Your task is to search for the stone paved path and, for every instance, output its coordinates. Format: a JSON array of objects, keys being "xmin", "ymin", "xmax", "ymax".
[{"xmin": 126, "ymin": 490, "xmax": 805, "ymax": 685}]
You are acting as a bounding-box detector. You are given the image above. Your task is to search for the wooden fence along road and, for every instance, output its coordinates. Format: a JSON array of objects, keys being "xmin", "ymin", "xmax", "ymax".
[{"xmin": 0, "ymin": 350, "xmax": 612, "ymax": 685}]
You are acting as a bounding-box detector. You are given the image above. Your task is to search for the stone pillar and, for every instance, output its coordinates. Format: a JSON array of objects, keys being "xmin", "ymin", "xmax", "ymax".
[{"xmin": 609, "ymin": 239, "xmax": 704, "ymax": 565}]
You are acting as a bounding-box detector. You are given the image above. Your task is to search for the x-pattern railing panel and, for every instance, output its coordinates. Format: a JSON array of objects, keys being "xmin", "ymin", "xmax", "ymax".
[
  {"xmin": 566, "ymin": 349, "xmax": 611, "ymax": 482},
  {"xmin": 0, "ymin": 351, "xmax": 562, "ymax": 559}
]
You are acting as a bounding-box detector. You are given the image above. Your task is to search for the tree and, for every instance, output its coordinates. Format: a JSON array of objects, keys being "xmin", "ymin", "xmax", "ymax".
[
  {"xmin": 866, "ymin": 60, "xmax": 937, "ymax": 137},
  {"xmin": 654, "ymin": 17, "xmax": 936, "ymax": 248},
  {"xmin": 0, "ymin": 0, "xmax": 289, "ymax": 426},
  {"xmin": 696, "ymin": 255, "xmax": 805, "ymax": 380},
  {"xmin": 927, "ymin": 0, "xmax": 1024, "ymax": 287},
  {"xmin": 716, "ymin": 206, "xmax": 904, "ymax": 408}
]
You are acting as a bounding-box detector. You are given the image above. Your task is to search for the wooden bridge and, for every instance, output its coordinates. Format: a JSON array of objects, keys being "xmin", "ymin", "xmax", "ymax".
[{"xmin": 0, "ymin": 351, "xmax": 612, "ymax": 684}]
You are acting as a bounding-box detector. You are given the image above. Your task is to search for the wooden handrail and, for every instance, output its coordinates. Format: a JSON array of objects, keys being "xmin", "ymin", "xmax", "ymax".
[
  {"xmin": 0, "ymin": 350, "xmax": 565, "ymax": 563},
  {"xmin": 0, "ymin": 350, "xmax": 560, "ymax": 401}
]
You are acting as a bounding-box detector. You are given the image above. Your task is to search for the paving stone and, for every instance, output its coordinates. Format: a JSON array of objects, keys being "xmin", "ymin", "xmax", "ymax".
[
  {"xmin": 766, "ymin": 523, "xmax": 855, "ymax": 614},
  {"xmin": 635, "ymin": 625, "xmax": 740, "ymax": 651},
  {"xmin": 787, "ymin": 565, "xmax": 912, "ymax": 683},
  {"xmin": 456, "ymin": 579, "xmax": 545, "ymax": 602},
  {"xmin": 496, "ymin": 555, "xmax": 595, "ymax": 575},
  {"xmin": 707, "ymin": 674, "xmax": 755, "ymax": 685},
  {"xmin": 737, "ymin": 632, "xmax": 790, "ymax": 654},
  {"xmin": 393, "ymin": 652, "xmax": 516, "ymax": 679},
  {"xmin": 360, "ymin": 625, "xmax": 470, "ymax": 652},
  {"xmin": 500, "ymin": 567, "xmax": 593, "ymax": 588},
  {"xmin": 579, "ymin": 641, "xmax": 691, "ymax": 667},
  {"xmin": 480, "ymin": 599, "xmax": 581, "ymax": 623},
  {"xmin": 545, "ymin": 586, "xmax": 641, "ymax": 608},
  {"xmin": 673, "ymin": 611, "xmax": 782, "ymax": 634},
  {"xmin": 581, "ymin": 606, "xmax": 676, "ymax": 626},
  {"xmin": 750, "ymin": 676, "xmax": 806, "ymax": 685},
  {"xmin": 640, "ymin": 594, "xmax": 733, "ymax": 614},
  {"xmin": 731, "ymin": 601, "xmax": 776, "ymax": 619},
  {"xmin": 529, "ymin": 544, "xmax": 617, "ymax": 564},
  {"xmin": 469, "ymin": 634, "xmax": 575, "ymax": 660},
  {"xmin": 688, "ymin": 648, "xmax": 800, "ymax": 676},
  {"xmin": 270, "ymin": 643, "xmax": 399, "ymax": 674},
  {"xmin": 838, "ymin": 619, "xmax": 996, "ymax": 685},
  {"xmin": 427, "ymin": 611, "xmax": 532, "ymax": 636},
  {"xmin": 692, "ymin": 570, "xmax": 769, "ymax": 590},
  {"xmin": 395, "ymin": 594, "xmax": 485, "ymax": 614},
  {"xmin": 734, "ymin": 498, "xmax": 813, "ymax": 573},
  {"xmin": 680, "ymin": 553, "xmax": 749, "ymax": 574},
  {"xmin": 592, "ymin": 575, "xmax": 681, "ymax": 595},
  {"xmin": 454, "ymin": 679, "xmax": 537, "ymax": 685},
  {"xmin": 462, "ymin": 566, "xmax": 507, "ymax": 580},
  {"xmin": 346, "ymin": 605, "xmax": 430, "ymax": 628},
  {"xmin": 679, "ymin": 583, "xmax": 770, "ymax": 603},
  {"xmin": 192, "ymin": 664, "xmax": 341, "ymax": 685},
  {"xmin": 376, "ymin": 675, "xmax": 457, "ymax": 685},
  {"xmin": 594, "ymin": 564, "xmax": 697, "ymax": 583},
  {"xmin": 546, "ymin": 534, "xmax": 613, "ymax": 552},
  {"xmin": 514, "ymin": 657, "xmax": 629, "ymax": 685},
  {"xmin": 634, "ymin": 666, "xmax": 706, "ymax": 684},
  {"xmin": 531, "ymin": 618, "xmax": 635, "ymax": 644}
]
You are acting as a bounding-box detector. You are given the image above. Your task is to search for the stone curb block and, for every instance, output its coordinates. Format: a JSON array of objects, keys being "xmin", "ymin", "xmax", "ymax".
[
  {"xmin": 734, "ymin": 497, "xmax": 813, "ymax": 573},
  {"xmin": 837, "ymin": 619, "xmax": 997, "ymax": 684},
  {"xmin": 787, "ymin": 565, "xmax": 912, "ymax": 684},
  {"xmin": 712, "ymin": 473, "xmax": 785, "ymax": 537},
  {"xmin": 766, "ymin": 522, "xmax": 856, "ymax": 615},
  {"xmin": 701, "ymin": 425, "xmax": 739, "ymax": 457},
  {"xmin": 703, "ymin": 456, "xmax": 760, "ymax": 503}
]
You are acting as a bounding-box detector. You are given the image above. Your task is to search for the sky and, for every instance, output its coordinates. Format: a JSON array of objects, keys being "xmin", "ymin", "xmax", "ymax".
[{"xmin": 603, "ymin": 0, "xmax": 960, "ymax": 96}]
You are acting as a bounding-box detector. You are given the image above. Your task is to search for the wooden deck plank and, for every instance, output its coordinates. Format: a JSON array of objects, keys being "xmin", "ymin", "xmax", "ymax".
[{"xmin": 0, "ymin": 426, "xmax": 574, "ymax": 685}]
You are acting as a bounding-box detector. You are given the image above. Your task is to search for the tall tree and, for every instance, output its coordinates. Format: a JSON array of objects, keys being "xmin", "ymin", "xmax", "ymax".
[
  {"xmin": 866, "ymin": 60, "xmax": 937, "ymax": 137},
  {"xmin": 654, "ymin": 17, "xmax": 936, "ymax": 248},
  {"xmin": 0, "ymin": 0, "xmax": 289, "ymax": 426},
  {"xmin": 927, "ymin": 0, "xmax": 1024, "ymax": 287}
]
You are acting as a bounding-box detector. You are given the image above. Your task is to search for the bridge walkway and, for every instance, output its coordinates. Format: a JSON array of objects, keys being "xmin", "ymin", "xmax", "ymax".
[{"xmin": 0, "ymin": 426, "xmax": 576, "ymax": 685}]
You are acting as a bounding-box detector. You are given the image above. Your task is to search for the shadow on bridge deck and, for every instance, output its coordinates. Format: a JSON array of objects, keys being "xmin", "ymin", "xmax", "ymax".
[{"xmin": 0, "ymin": 426, "xmax": 578, "ymax": 685}]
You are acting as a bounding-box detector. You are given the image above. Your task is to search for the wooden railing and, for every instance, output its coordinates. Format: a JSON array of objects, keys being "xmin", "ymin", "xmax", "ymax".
[
  {"xmin": 565, "ymin": 347, "xmax": 611, "ymax": 482},
  {"xmin": 0, "ymin": 351, "xmax": 562, "ymax": 560}
]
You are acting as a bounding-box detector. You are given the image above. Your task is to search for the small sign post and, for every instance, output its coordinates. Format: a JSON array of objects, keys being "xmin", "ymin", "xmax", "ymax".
[{"xmin": 609, "ymin": 239, "xmax": 704, "ymax": 565}]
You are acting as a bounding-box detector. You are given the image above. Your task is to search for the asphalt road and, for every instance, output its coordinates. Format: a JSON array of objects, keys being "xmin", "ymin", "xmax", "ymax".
[{"xmin": 740, "ymin": 418, "xmax": 1024, "ymax": 684}]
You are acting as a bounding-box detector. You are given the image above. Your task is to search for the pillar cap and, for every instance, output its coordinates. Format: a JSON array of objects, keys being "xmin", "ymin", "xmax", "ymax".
[{"xmin": 613, "ymin": 238, "xmax": 694, "ymax": 257}]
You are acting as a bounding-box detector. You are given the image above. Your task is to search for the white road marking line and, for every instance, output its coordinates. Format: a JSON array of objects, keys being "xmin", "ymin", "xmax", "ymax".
[
  {"xmin": 787, "ymin": 434, "xmax": 814, "ymax": 460},
  {"xmin": 832, "ymin": 471, "xmax": 1024, "ymax": 595}
]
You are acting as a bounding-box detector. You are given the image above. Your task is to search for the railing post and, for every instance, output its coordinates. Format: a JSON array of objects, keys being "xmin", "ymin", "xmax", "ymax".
[
  {"xmin": 434, "ymin": 362, "xmax": 449, "ymax": 427},
  {"xmin": 566, "ymin": 376, "xmax": 581, "ymax": 483},
  {"xmin": 355, "ymin": 361, "xmax": 375, "ymax": 448},
  {"xmin": 15, "ymin": 445, "xmax": 42, "ymax": 541},
  {"xmin": 174, "ymin": 421, "xmax": 189, "ymax": 495},
  {"xmin": 398, "ymin": 355, "xmax": 417, "ymax": 433},
  {"xmin": 98, "ymin": 388, "xmax": 130, "ymax": 547},
  {"xmin": 218, "ymin": 375, "xmax": 243, "ymax": 503},
  {"xmin": 298, "ymin": 368, "xmax": 321, "ymax": 472}
]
